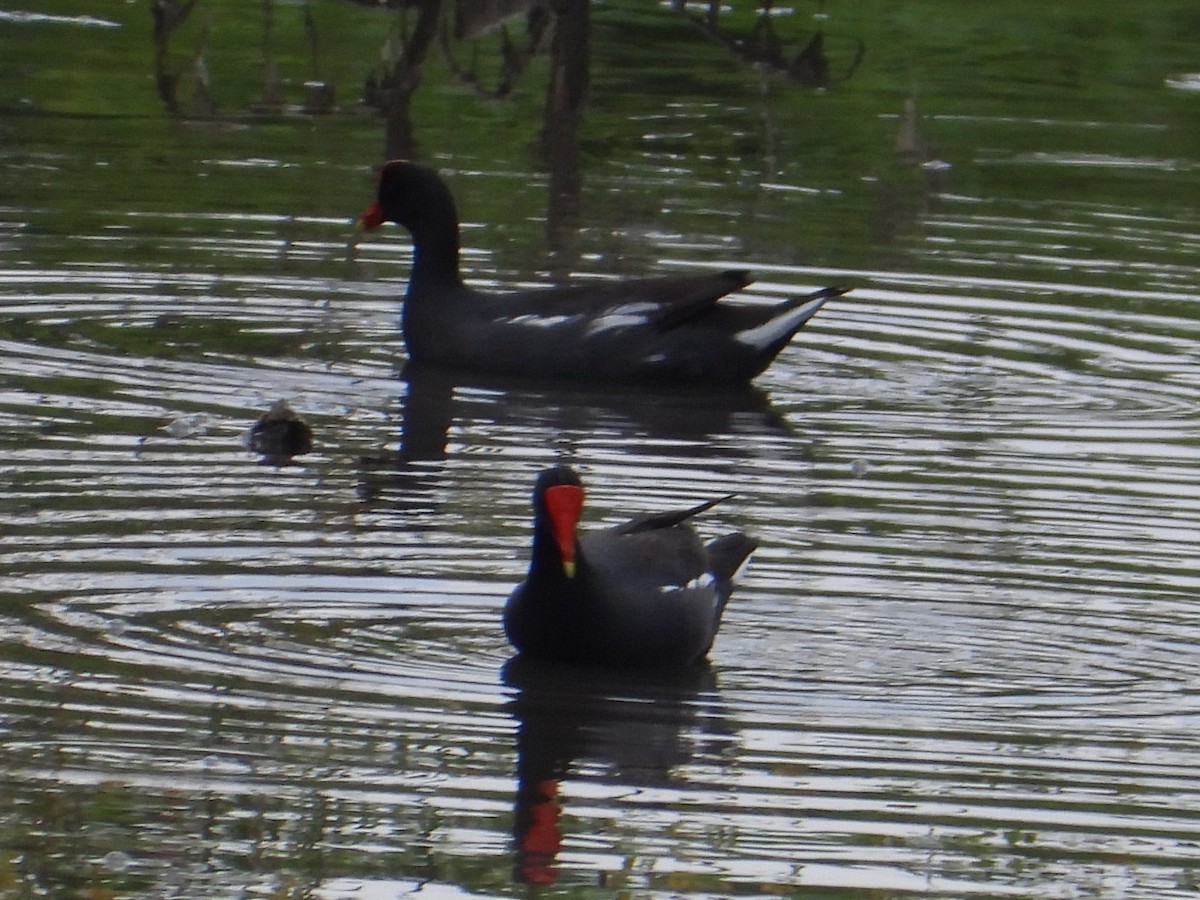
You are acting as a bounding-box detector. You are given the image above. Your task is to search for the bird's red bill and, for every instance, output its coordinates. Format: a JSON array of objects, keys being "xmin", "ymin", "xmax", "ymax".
[
  {"xmin": 358, "ymin": 201, "xmax": 384, "ymax": 230},
  {"xmin": 544, "ymin": 484, "xmax": 584, "ymax": 573}
]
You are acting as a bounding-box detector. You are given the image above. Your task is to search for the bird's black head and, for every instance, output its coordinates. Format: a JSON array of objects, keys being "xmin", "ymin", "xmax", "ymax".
[
  {"xmin": 358, "ymin": 160, "xmax": 459, "ymax": 236},
  {"xmin": 534, "ymin": 464, "xmax": 583, "ymax": 496}
]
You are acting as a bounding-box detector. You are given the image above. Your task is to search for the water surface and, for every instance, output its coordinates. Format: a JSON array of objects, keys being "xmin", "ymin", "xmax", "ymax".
[{"xmin": 3, "ymin": 2, "xmax": 1200, "ymax": 897}]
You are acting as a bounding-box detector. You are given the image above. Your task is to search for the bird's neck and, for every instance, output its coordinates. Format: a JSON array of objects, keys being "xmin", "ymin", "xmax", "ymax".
[
  {"xmin": 407, "ymin": 207, "xmax": 464, "ymax": 293},
  {"xmin": 529, "ymin": 521, "xmax": 576, "ymax": 586}
]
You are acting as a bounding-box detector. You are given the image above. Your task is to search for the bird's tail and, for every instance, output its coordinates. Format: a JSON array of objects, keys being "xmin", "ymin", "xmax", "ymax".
[
  {"xmin": 706, "ymin": 531, "xmax": 759, "ymax": 624},
  {"xmin": 778, "ymin": 284, "xmax": 848, "ymax": 315},
  {"xmin": 734, "ymin": 285, "xmax": 848, "ymax": 354},
  {"xmin": 707, "ymin": 533, "xmax": 758, "ymax": 584}
]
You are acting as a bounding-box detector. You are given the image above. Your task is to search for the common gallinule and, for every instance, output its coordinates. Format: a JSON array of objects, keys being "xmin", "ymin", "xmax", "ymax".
[
  {"xmin": 358, "ymin": 160, "xmax": 847, "ymax": 384},
  {"xmin": 245, "ymin": 399, "xmax": 313, "ymax": 462},
  {"xmin": 503, "ymin": 465, "xmax": 758, "ymax": 667}
]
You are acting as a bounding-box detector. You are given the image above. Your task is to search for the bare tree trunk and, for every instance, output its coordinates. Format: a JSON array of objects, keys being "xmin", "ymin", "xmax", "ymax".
[
  {"xmin": 541, "ymin": 0, "xmax": 589, "ymax": 278},
  {"xmin": 151, "ymin": 0, "xmax": 200, "ymax": 114},
  {"xmin": 383, "ymin": 0, "xmax": 442, "ymax": 159}
]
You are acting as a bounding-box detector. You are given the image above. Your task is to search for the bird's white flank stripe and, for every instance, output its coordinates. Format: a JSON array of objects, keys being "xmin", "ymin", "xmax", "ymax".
[
  {"xmin": 585, "ymin": 302, "xmax": 658, "ymax": 336},
  {"xmin": 502, "ymin": 313, "xmax": 579, "ymax": 329},
  {"xmin": 658, "ymin": 572, "xmax": 717, "ymax": 594}
]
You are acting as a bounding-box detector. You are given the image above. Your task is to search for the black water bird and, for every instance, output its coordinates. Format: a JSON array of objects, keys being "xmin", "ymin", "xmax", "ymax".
[
  {"xmin": 246, "ymin": 399, "xmax": 313, "ymax": 462},
  {"xmin": 503, "ymin": 465, "xmax": 757, "ymax": 667},
  {"xmin": 357, "ymin": 160, "xmax": 846, "ymax": 384}
]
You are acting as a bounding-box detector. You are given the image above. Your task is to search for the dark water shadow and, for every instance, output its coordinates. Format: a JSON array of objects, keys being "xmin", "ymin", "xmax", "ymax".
[
  {"xmin": 501, "ymin": 655, "xmax": 733, "ymax": 885},
  {"xmin": 357, "ymin": 361, "xmax": 799, "ymax": 504}
]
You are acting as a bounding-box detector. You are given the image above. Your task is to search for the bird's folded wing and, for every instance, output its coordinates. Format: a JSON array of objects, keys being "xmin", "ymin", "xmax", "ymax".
[
  {"xmin": 501, "ymin": 270, "xmax": 752, "ymax": 328},
  {"xmin": 645, "ymin": 270, "xmax": 754, "ymax": 331},
  {"xmin": 615, "ymin": 494, "xmax": 736, "ymax": 535}
]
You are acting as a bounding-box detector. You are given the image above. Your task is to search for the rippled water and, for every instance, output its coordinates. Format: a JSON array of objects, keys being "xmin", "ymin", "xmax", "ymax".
[
  {"xmin": 6, "ymin": 179, "xmax": 1199, "ymax": 898},
  {"xmin": 5, "ymin": 5, "xmax": 1200, "ymax": 897}
]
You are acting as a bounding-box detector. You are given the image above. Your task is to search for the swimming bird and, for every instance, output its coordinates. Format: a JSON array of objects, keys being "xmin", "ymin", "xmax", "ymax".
[
  {"xmin": 245, "ymin": 399, "xmax": 313, "ymax": 462},
  {"xmin": 357, "ymin": 160, "xmax": 846, "ymax": 384},
  {"xmin": 503, "ymin": 465, "xmax": 757, "ymax": 667}
]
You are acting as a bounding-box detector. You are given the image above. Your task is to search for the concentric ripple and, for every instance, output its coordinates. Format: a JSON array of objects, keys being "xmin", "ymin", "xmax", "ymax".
[{"xmin": 3, "ymin": 159, "xmax": 1200, "ymax": 899}]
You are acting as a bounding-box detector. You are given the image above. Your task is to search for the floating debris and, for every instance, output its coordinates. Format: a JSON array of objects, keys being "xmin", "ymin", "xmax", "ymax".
[{"xmin": 162, "ymin": 412, "xmax": 217, "ymax": 438}]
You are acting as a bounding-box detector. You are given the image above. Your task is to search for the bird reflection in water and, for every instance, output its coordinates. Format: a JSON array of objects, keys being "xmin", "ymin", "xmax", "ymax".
[
  {"xmin": 502, "ymin": 656, "xmax": 731, "ymax": 886},
  {"xmin": 356, "ymin": 361, "xmax": 799, "ymax": 506}
]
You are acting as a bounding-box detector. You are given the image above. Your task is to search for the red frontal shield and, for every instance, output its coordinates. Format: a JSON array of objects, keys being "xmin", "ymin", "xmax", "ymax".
[{"xmin": 543, "ymin": 484, "xmax": 584, "ymax": 576}]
